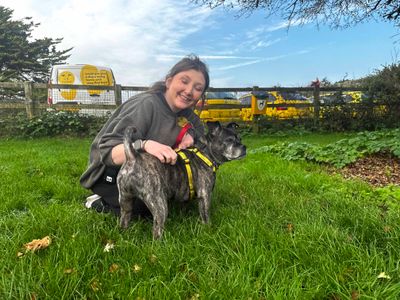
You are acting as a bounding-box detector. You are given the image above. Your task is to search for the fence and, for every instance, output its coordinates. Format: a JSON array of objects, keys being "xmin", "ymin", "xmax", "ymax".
[
  {"xmin": 1, "ymin": 81, "xmax": 396, "ymax": 131},
  {"xmin": 0, "ymin": 81, "xmax": 353, "ymax": 117},
  {"xmin": 0, "ymin": 82, "xmax": 149, "ymax": 118}
]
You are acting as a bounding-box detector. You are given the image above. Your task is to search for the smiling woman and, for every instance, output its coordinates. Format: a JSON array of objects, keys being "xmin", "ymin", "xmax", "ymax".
[
  {"xmin": 164, "ymin": 69, "xmax": 206, "ymax": 112},
  {"xmin": 79, "ymin": 55, "xmax": 210, "ymax": 216}
]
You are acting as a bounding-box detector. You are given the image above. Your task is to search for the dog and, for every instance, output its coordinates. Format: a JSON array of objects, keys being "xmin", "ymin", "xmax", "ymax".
[{"xmin": 117, "ymin": 121, "xmax": 246, "ymax": 239}]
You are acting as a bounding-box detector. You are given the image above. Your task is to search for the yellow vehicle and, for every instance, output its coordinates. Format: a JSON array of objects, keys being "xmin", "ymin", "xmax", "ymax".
[
  {"xmin": 195, "ymin": 92, "xmax": 242, "ymax": 122},
  {"xmin": 239, "ymin": 91, "xmax": 312, "ymax": 120},
  {"xmin": 238, "ymin": 91, "xmax": 269, "ymax": 121},
  {"xmin": 267, "ymin": 91, "xmax": 312, "ymax": 119},
  {"xmin": 320, "ymin": 91, "xmax": 363, "ymax": 104},
  {"xmin": 343, "ymin": 91, "xmax": 363, "ymax": 103}
]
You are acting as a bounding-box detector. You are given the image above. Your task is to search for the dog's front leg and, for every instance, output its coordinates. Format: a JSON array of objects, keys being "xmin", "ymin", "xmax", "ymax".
[{"xmin": 197, "ymin": 189, "xmax": 211, "ymax": 224}]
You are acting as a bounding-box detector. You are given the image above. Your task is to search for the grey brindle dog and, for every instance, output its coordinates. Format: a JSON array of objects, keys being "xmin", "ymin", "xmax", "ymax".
[{"xmin": 117, "ymin": 121, "xmax": 246, "ymax": 239}]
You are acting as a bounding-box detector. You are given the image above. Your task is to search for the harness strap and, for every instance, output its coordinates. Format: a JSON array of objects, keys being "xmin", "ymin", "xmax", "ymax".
[
  {"xmin": 175, "ymin": 147, "xmax": 217, "ymax": 200},
  {"xmin": 186, "ymin": 148, "xmax": 217, "ymax": 172},
  {"xmin": 176, "ymin": 150, "xmax": 195, "ymax": 200}
]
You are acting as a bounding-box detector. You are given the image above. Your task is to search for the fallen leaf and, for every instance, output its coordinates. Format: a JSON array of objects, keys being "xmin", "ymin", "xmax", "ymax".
[
  {"xmin": 63, "ymin": 268, "xmax": 76, "ymax": 274},
  {"xmin": 109, "ymin": 263, "xmax": 119, "ymax": 273},
  {"xmin": 287, "ymin": 223, "xmax": 294, "ymax": 233},
  {"xmin": 149, "ymin": 254, "xmax": 158, "ymax": 264},
  {"xmin": 23, "ymin": 236, "xmax": 51, "ymax": 252},
  {"xmin": 383, "ymin": 226, "xmax": 392, "ymax": 233},
  {"xmin": 132, "ymin": 264, "xmax": 142, "ymax": 273},
  {"xmin": 351, "ymin": 290, "xmax": 360, "ymax": 300},
  {"xmin": 103, "ymin": 241, "xmax": 114, "ymax": 252},
  {"xmin": 90, "ymin": 279, "xmax": 101, "ymax": 292},
  {"xmin": 377, "ymin": 272, "xmax": 391, "ymax": 279},
  {"xmin": 189, "ymin": 294, "xmax": 200, "ymax": 300},
  {"xmin": 30, "ymin": 292, "xmax": 38, "ymax": 300},
  {"xmin": 17, "ymin": 252, "xmax": 25, "ymax": 258}
]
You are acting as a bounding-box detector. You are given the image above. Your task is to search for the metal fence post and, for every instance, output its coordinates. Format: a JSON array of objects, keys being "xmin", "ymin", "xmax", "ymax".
[
  {"xmin": 24, "ymin": 82, "xmax": 35, "ymax": 119},
  {"xmin": 114, "ymin": 84, "xmax": 122, "ymax": 106}
]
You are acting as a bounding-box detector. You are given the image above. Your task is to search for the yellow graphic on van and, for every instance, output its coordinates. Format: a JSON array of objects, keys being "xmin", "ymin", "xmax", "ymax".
[
  {"xmin": 58, "ymin": 71, "xmax": 77, "ymax": 100},
  {"xmin": 80, "ymin": 65, "xmax": 114, "ymax": 96}
]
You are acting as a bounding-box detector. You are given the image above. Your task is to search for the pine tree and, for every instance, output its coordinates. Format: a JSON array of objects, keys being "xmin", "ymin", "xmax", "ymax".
[{"xmin": 0, "ymin": 6, "xmax": 72, "ymax": 82}]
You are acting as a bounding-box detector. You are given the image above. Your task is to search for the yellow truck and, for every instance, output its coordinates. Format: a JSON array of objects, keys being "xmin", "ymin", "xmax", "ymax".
[
  {"xmin": 239, "ymin": 91, "xmax": 312, "ymax": 120},
  {"xmin": 195, "ymin": 92, "xmax": 242, "ymax": 122},
  {"xmin": 238, "ymin": 91, "xmax": 269, "ymax": 121},
  {"xmin": 267, "ymin": 91, "xmax": 312, "ymax": 119}
]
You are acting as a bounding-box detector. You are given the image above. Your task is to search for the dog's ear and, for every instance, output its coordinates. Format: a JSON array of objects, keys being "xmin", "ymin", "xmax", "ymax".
[
  {"xmin": 226, "ymin": 122, "xmax": 239, "ymax": 131},
  {"xmin": 206, "ymin": 121, "xmax": 222, "ymax": 135}
]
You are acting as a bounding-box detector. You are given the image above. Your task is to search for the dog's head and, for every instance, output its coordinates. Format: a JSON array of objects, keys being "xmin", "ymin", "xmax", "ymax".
[{"xmin": 200, "ymin": 121, "xmax": 246, "ymax": 164}]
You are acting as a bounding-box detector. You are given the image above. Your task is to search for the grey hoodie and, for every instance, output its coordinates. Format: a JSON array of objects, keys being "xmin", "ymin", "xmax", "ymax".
[{"xmin": 79, "ymin": 92, "xmax": 204, "ymax": 189}]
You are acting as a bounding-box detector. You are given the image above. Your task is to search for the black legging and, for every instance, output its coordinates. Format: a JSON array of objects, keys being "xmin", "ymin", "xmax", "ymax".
[{"xmin": 91, "ymin": 167, "xmax": 150, "ymax": 217}]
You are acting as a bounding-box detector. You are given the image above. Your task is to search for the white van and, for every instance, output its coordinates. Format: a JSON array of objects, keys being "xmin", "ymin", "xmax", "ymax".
[{"xmin": 48, "ymin": 64, "xmax": 116, "ymax": 106}]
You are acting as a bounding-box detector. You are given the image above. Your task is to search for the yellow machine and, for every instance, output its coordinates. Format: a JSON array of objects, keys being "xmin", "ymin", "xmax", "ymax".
[
  {"xmin": 267, "ymin": 91, "xmax": 312, "ymax": 119},
  {"xmin": 238, "ymin": 91, "xmax": 269, "ymax": 121},
  {"xmin": 195, "ymin": 92, "xmax": 242, "ymax": 122},
  {"xmin": 239, "ymin": 91, "xmax": 312, "ymax": 120}
]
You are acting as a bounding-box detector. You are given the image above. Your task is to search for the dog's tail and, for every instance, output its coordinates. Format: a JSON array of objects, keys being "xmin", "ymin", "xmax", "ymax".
[{"xmin": 123, "ymin": 126, "xmax": 137, "ymax": 161}]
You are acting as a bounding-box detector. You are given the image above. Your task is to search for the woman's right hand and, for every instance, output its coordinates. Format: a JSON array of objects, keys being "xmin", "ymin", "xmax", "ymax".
[{"xmin": 143, "ymin": 140, "xmax": 178, "ymax": 165}]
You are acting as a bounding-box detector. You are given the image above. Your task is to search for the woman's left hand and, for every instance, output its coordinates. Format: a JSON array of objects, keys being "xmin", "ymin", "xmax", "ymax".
[{"xmin": 177, "ymin": 132, "xmax": 194, "ymax": 149}]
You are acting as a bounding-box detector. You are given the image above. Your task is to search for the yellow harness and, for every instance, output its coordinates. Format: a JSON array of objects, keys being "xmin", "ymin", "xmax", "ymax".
[{"xmin": 175, "ymin": 147, "xmax": 217, "ymax": 200}]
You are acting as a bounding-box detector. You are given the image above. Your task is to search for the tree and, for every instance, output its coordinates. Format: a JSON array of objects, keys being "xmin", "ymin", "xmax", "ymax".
[
  {"xmin": 0, "ymin": 6, "xmax": 72, "ymax": 82},
  {"xmin": 191, "ymin": 0, "xmax": 400, "ymax": 29}
]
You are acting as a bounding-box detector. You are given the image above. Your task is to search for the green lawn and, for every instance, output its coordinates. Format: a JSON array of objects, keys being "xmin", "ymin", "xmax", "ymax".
[{"xmin": 0, "ymin": 134, "xmax": 399, "ymax": 299}]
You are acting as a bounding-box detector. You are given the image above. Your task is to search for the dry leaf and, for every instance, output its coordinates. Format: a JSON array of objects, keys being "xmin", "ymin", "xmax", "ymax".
[
  {"xmin": 30, "ymin": 292, "xmax": 38, "ymax": 300},
  {"xmin": 351, "ymin": 290, "xmax": 360, "ymax": 300},
  {"xmin": 103, "ymin": 241, "xmax": 114, "ymax": 252},
  {"xmin": 149, "ymin": 254, "xmax": 158, "ymax": 264},
  {"xmin": 377, "ymin": 272, "xmax": 391, "ymax": 279},
  {"xmin": 63, "ymin": 268, "xmax": 76, "ymax": 274},
  {"xmin": 90, "ymin": 279, "xmax": 101, "ymax": 292},
  {"xmin": 133, "ymin": 264, "xmax": 142, "ymax": 273},
  {"xmin": 189, "ymin": 294, "xmax": 200, "ymax": 300},
  {"xmin": 383, "ymin": 226, "xmax": 392, "ymax": 233},
  {"xmin": 23, "ymin": 236, "xmax": 51, "ymax": 252},
  {"xmin": 109, "ymin": 263, "xmax": 119, "ymax": 273},
  {"xmin": 17, "ymin": 252, "xmax": 25, "ymax": 258}
]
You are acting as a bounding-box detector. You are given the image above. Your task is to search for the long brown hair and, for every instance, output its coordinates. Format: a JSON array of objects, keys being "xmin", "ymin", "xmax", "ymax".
[{"xmin": 149, "ymin": 55, "xmax": 210, "ymax": 103}]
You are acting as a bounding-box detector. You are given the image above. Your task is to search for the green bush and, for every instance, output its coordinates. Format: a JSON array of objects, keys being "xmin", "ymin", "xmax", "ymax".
[
  {"xmin": 250, "ymin": 128, "xmax": 400, "ymax": 168},
  {"xmin": 0, "ymin": 111, "xmax": 108, "ymax": 138}
]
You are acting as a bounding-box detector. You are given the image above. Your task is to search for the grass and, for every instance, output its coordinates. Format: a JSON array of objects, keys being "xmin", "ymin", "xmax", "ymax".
[{"xmin": 1, "ymin": 133, "xmax": 400, "ymax": 299}]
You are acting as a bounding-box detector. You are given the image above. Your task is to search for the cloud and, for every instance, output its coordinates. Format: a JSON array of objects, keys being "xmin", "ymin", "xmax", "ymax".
[
  {"xmin": 216, "ymin": 59, "xmax": 263, "ymax": 71},
  {"xmin": 2, "ymin": 0, "xmax": 214, "ymax": 85},
  {"xmin": 215, "ymin": 50, "xmax": 309, "ymax": 71},
  {"xmin": 265, "ymin": 19, "xmax": 306, "ymax": 32}
]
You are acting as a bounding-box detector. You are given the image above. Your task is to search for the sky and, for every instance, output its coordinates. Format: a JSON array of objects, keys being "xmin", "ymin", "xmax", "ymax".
[{"xmin": 2, "ymin": 0, "xmax": 399, "ymax": 87}]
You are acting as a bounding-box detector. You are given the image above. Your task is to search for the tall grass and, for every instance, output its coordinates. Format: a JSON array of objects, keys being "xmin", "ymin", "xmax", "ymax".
[{"xmin": 0, "ymin": 135, "xmax": 399, "ymax": 299}]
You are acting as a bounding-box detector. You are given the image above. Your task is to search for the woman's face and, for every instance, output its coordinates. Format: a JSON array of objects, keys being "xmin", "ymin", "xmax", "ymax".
[{"xmin": 164, "ymin": 69, "xmax": 206, "ymax": 112}]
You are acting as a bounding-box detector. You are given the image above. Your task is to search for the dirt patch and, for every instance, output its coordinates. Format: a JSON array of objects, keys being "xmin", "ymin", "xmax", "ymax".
[{"xmin": 337, "ymin": 153, "xmax": 400, "ymax": 187}]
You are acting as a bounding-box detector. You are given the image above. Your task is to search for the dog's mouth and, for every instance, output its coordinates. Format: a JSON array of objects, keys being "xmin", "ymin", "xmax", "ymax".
[
  {"xmin": 235, "ymin": 152, "xmax": 247, "ymax": 160},
  {"xmin": 225, "ymin": 149, "xmax": 247, "ymax": 160}
]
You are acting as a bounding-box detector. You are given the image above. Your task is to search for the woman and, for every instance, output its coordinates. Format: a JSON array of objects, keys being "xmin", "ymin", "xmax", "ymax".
[{"xmin": 80, "ymin": 55, "xmax": 210, "ymax": 215}]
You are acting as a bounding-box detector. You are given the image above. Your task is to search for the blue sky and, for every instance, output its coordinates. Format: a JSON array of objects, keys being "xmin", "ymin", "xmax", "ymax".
[{"xmin": 2, "ymin": 0, "xmax": 398, "ymax": 87}]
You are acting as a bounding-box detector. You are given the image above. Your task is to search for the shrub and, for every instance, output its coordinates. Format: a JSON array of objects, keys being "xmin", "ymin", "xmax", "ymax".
[{"xmin": 1, "ymin": 111, "xmax": 108, "ymax": 138}]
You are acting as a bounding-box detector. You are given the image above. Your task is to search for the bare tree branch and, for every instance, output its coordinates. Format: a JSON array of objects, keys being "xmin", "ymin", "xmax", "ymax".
[{"xmin": 191, "ymin": 0, "xmax": 400, "ymax": 28}]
